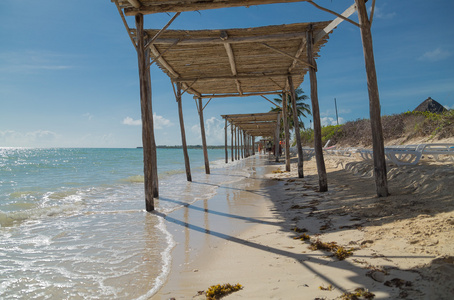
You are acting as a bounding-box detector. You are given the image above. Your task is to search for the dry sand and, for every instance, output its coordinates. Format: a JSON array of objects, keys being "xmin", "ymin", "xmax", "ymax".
[{"xmin": 152, "ymin": 146, "xmax": 453, "ymax": 300}]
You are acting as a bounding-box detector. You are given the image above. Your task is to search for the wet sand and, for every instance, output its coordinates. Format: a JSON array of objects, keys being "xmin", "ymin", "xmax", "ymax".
[{"xmin": 151, "ymin": 151, "xmax": 454, "ymax": 299}]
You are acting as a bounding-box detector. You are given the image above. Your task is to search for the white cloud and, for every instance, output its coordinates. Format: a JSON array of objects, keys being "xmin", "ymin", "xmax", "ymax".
[
  {"xmin": 370, "ymin": 6, "xmax": 396, "ymax": 20},
  {"xmin": 0, "ymin": 130, "xmax": 59, "ymax": 146},
  {"xmin": 418, "ymin": 48, "xmax": 452, "ymax": 62},
  {"xmin": 190, "ymin": 117, "xmax": 225, "ymax": 145},
  {"xmin": 0, "ymin": 50, "xmax": 73, "ymax": 73},
  {"xmin": 83, "ymin": 113, "xmax": 93, "ymax": 120},
  {"xmin": 123, "ymin": 116, "xmax": 142, "ymax": 126},
  {"xmin": 153, "ymin": 113, "xmax": 173, "ymax": 129},
  {"xmin": 321, "ymin": 117, "xmax": 345, "ymax": 127},
  {"xmin": 122, "ymin": 114, "xmax": 173, "ymax": 129}
]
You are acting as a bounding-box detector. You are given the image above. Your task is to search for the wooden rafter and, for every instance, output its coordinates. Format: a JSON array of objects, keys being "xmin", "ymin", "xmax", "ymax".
[
  {"xmin": 314, "ymin": 2, "xmax": 358, "ymax": 43},
  {"xmin": 260, "ymin": 42, "xmax": 315, "ymax": 69}
]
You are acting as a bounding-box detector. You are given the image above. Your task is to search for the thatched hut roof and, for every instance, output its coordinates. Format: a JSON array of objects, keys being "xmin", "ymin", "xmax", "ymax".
[
  {"xmin": 414, "ymin": 97, "xmax": 447, "ymax": 114},
  {"xmin": 222, "ymin": 112, "xmax": 281, "ymax": 137}
]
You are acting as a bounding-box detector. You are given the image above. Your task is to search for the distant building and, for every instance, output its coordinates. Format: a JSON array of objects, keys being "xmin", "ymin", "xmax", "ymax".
[{"xmin": 414, "ymin": 97, "xmax": 447, "ymax": 114}]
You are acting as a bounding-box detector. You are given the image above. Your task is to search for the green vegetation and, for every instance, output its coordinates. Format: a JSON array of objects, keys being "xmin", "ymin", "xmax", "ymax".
[
  {"xmin": 309, "ymin": 239, "xmax": 355, "ymax": 260},
  {"xmin": 300, "ymin": 109, "xmax": 453, "ymax": 147}
]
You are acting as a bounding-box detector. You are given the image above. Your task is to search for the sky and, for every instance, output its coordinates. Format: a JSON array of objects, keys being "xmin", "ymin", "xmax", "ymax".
[{"xmin": 1, "ymin": 0, "xmax": 453, "ymax": 148}]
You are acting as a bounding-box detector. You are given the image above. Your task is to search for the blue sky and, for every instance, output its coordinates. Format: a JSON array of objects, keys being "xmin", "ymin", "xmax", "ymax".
[{"xmin": 1, "ymin": 0, "xmax": 453, "ymax": 148}]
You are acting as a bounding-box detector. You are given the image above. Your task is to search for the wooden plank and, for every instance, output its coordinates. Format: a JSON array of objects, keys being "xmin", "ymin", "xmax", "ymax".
[
  {"xmin": 124, "ymin": 0, "xmax": 304, "ymax": 15},
  {"xmin": 307, "ymin": 1, "xmax": 359, "ymax": 28},
  {"xmin": 282, "ymin": 93, "xmax": 291, "ymax": 172},
  {"xmin": 135, "ymin": 13, "xmax": 155, "ymax": 211},
  {"xmin": 199, "ymin": 91, "xmax": 282, "ymax": 99},
  {"xmin": 173, "ymin": 72, "xmax": 301, "ymax": 83},
  {"xmin": 307, "ymin": 26, "xmax": 328, "ymax": 192},
  {"xmin": 314, "ymin": 2, "xmax": 358, "ymax": 43},
  {"xmin": 355, "ymin": 0, "xmax": 389, "ymax": 197},
  {"xmin": 150, "ymin": 32, "xmax": 307, "ymax": 46},
  {"xmin": 288, "ymin": 38, "xmax": 307, "ymax": 73},
  {"xmin": 127, "ymin": 0, "xmax": 142, "ymax": 9},
  {"xmin": 288, "ymin": 75, "xmax": 304, "ymax": 178},
  {"xmin": 176, "ymin": 82, "xmax": 192, "ymax": 182},
  {"xmin": 198, "ymin": 98, "xmax": 210, "ymax": 174}
]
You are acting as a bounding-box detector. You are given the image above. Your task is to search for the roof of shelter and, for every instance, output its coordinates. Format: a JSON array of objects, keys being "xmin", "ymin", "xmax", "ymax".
[
  {"xmin": 136, "ymin": 21, "xmax": 332, "ymax": 98},
  {"xmin": 115, "ymin": 0, "xmax": 307, "ymax": 16},
  {"xmin": 222, "ymin": 112, "xmax": 281, "ymax": 137}
]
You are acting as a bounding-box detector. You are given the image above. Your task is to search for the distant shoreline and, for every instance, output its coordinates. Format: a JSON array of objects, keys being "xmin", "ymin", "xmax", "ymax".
[{"xmin": 137, "ymin": 145, "xmax": 225, "ymax": 149}]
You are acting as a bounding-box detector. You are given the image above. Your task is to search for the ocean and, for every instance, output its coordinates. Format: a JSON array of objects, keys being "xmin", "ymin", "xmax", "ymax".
[{"xmin": 0, "ymin": 147, "xmax": 252, "ymax": 299}]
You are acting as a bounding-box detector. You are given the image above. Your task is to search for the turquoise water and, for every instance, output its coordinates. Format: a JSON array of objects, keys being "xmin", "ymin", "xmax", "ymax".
[{"xmin": 0, "ymin": 147, "xmax": 248, "ymax": 299}]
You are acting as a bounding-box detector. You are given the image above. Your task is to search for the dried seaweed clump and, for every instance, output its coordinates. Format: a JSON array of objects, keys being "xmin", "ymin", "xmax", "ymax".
[
  {"xmin": 309, "ymin": 239, "xmax": 355, "ymax": 260},
  {"xmin": 205, "ymin": 283, "xmax": 243, "ymax": 299},
  {"xmin": 340, "ymin": 287, "xmax": 375, "ymax": 299}
]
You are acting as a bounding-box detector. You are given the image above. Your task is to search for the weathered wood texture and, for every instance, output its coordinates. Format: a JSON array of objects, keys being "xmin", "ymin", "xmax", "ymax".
[
  {"xmin": 274, "ymin": 113, "xmax": 281, "ymax": 162},
  {"xmin": 197, "ymin": 98, "xmax": 210, "ymax": 174},
  {"xmin": 282, "ymin": 93, "xmax": 291, "ymax": 172},
  {"xmin": 118, "ymin": 0, "xmax": 306, "ymax": 15},
  {"xmin": 355, "ymin": 0, "xmax": 389, "ymax": 197},
  {"xmin": 136, "ymin": 13, "xmax": 155, "ymax": 211},
  {"xmin": 176, "ymin": 83, "xmax": 192, "ymax": 181},
  {"xmin": 225, "ymin": 118, "xmax": 228, "ymax": 163},
  {"xmin": 132, "ymin": 22, "xmax": 332, "ymax": 98},
  {"xmin": 307, "ymin": 27, "xmax": 328, "ymax": 192},
  {"xmin": 288, "ymin": 75, "xmax": 304, "ymax": 178}
]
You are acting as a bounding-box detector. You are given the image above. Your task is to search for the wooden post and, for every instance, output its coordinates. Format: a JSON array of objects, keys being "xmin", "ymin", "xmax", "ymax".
[
  {"xmin": 235, "ymin": 126, "xmax": 238, "ymax": 160},
  {"xmin": 282, "ymin": 93, "xmax": 291, "ymax": 172},
  {"xmin": 240, "ymin": 130, "xmax": 244, "ymax": 159},
  {"xmin": 197, "ymin": 98, "xmax": 210, "ymax": 174},
  {"xmin": 252, "ymin": 136, "xmax": 255, "ymax": 155},
  {"xmin": 274, "ymin": 112, "xmax": 281, "ymax": 162},
  {"xmin": 355, "ymin": 0, "xmax": 389, "ymax": 197},
  {"xmin": 231, "ymin": 122, "xmax": 234, "ymax": 161},
  {"xmin": 224, "ymin": 118, "xmax": 228, "ymax": 163},
  {"xmin": 136, "ymin": 13, "xmax": 155, "ymax": 212},
  {"xmin": 146, "ymin": 55, "xmax": 159, "ymax": 199},
  {"xmin": 307, "ymin": 26, "xmax": 328, "ymax": 192},
  {"xmin": 288, "ymin": 75, "xmax": 304, "ymax": 178},
  {"xmin": 176, "ymin": 82, "xmax": 192, "ymax": 181}
]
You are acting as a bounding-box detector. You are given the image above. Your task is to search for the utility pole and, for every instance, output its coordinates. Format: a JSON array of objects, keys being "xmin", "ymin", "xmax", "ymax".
[{"xmin": 334, "ymin": 98, "xmax": 339, "ymax": 126}]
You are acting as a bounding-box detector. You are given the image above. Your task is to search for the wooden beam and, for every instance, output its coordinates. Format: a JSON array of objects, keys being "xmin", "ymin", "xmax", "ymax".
[
  {"xmin": 174, "ymin": 72, "xmax": 301, "ymax": 83},
  {"xmin": 175, "ymin": 82, "xmax": 192, "ymax": 182},
  {"xmin": 282, "ymin": 93, "xmax": 291, "ymax": 172},
  {"xmin": 261, "ymin": 42, "xmax": 315, "ymax": 69},
  {"xmin": 223, "ymin": 41, "xmax": 244, "ymax": 96},
  {"xmin": 225, "ymin": 118, "xmax": 228, "ymax": 163},
  {"xmin": 114, "ymin": 0, "xmax": 137, "ymax": 50},
  {"xmin": 127, "ymin": 0, "xmax": 142, "ymax": 9},
  {"xmin": 288, "ymin": 75, "xmax": 304, "ymax": 178},
  {"xmin": 355, "ymin": 0, "xmax": 389, "ymax": 197},
  {"xmin": 150, "ymin": 32, "xmax": 307, "ymax": 46},
  {"xmin": 274, "ymin": 112, "xmax": 281, "ymax": 162},
  {"xmin": 198, "ymin": 98, "xmax": 210, "ymax": 174},
  {"xmin": 261, "ymin": 95, "xmax": 280, "ymax": 108},
  {"xmin": 307, "ymin": 1, "xmax": 359, "ymax": 28},
  {"xmin": 200, "ymin": 91, "xmax": 281, "ymax": 99},
  {"xmin": 124, "ymin": 0, "xmax": 304, "ymax": 16},
  {"xmin": 231, "ymin": 122, "xmax": 234, "ymax": 162},
  {"xmin": 370, "ymin": 0, "xmax": 376, "ymax": 25},
  {"xmin": 144, "ymin": 12, "xmax": 181, "ymax": 49},
  {"xmin": 314, "ymin": 2, "xmax": 358, "ymax": 43},
  {"xmin": 307, "ymin": 26, "xmax": 328, "ymax": 192},
  {"xmin": 288, "ymin": 38, "xmax": 307, "ymax": 73},
  {"xmin": 135, "ymin": 13, "xmax": 155, "ymax": 211}
]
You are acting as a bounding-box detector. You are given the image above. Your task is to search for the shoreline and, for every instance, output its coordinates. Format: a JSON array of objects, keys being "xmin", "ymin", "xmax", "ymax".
[{"xmin": 151, "ymin": 151, "xmax": 453, "ymax": 299}]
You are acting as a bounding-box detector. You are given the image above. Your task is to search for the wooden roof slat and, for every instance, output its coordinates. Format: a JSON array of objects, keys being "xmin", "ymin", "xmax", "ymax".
[
  {"xmin": 222, "ymin": 111, "xmax": 281, "ymax": 137},
  {"xmin": 118, "ymin": 0, "xmax": 307, "ymax": 16},
  {"xmin": 138, "ymin": 21, "xmax": 332, "ymax": 97}
]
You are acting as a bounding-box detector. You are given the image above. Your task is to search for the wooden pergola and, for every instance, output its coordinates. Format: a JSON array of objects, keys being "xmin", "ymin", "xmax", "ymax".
[
  {"xmin": 222, "ymin": 112, "xmax": 282, "ymax": 163},
  {"xmin": 111, "ymin": 0, "xmax": 389, "ymax": 212}
]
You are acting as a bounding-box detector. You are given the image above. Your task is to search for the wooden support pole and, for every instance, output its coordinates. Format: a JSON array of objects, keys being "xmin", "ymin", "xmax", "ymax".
[
  {"xmin": 307, "ymin": 26, "xmax": 328, "ymax": 192},
  {"xmin": 136, "ymin": 13, "xmax": 155, "ymax": 211},
  {"xmin": 252, "ymin": 136, "xmax": 255, "ymax": 155},
  {"xmin": 240, "ymin": 130, "xmax": 244, "ymax": 159},
  {"xmin": 288, "ymin": 75, "xmax": 304, "ymax": 178},
  {"xmin": 235, "ymin": 126, "xmax": 239, "ymax": 160},
  {"xmin": 146, "ymin": 55, "xmax": 159, "ymax": 198},
  {"xmin": 197, "ymin": 98, "xmax": 210, "ymax": 174},
  {"xmin": 274, "ymin": 112, "xmax": 281, "ymax": 162},
  {"xmin": 355, "ymin": 0, "xmax": 389, "ymax": 197},
  {"xmin": 225, "ymin": 118, "xmax": 228, "ymax": 164},
  {"xmin": 231, "ymin": 122, "xmax": 234, "ymax": 161},
  {"xmin": 176, "ymin": 82, "xmax": 192, "ymax": 182},
  {"xmin": 282, "ymin": 93, "xmax": 291, "ymax": 172},
  {"xmin": 243, "ymin": 132, "xmax": 247, "ymax": 158}
]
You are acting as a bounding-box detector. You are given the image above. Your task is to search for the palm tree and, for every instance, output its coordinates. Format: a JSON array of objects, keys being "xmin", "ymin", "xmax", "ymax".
[{"xmin": 270, "ymin": 88, "xmax": 311, "ymax": 135}]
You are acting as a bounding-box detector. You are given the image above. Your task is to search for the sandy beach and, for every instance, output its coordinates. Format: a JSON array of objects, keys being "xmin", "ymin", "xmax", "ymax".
[{"xmin": 152, "ymin": 141, "xmax": 453, "ymax": 300}]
